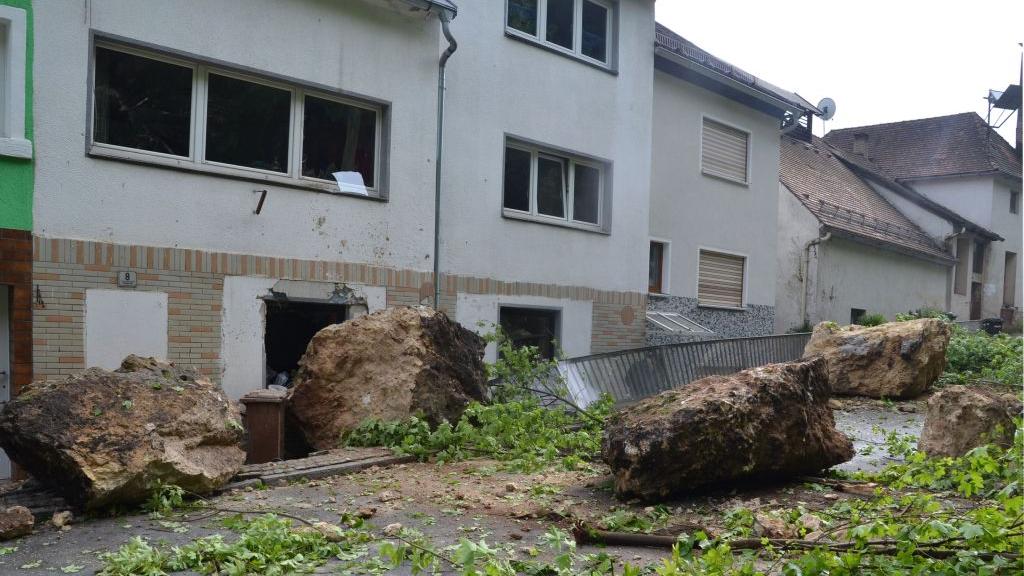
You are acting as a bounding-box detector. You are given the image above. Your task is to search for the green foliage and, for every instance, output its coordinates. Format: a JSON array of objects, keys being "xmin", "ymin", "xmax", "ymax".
[
  {"xmin": 100, "ymin": 514, "xmax": 357, "ymax": 576},
  {"xmin": 598, "ymin": 505, "xmax": 670, "ymax": 534},
  {"xmin": 860, "ymin": 421, "xmax": 1022, "ymax": 499},
  {"xmin": 940, "ymin": 326, "xmax": 1023, "ymax": 387},
  {"xmin": 144, "ymin": 481, "xmax": 185, "ymax": 517},
  {"xmin": 894, "ymin": 308, "xmax": 955, "ymax": 322},
  {"xmin": 344, "ymin": 327, "xmax": 613, "ymax": 472},
  {"xmin": 856, "ymin": 313, "xmax": 887, "ymax": 327},
  {"xmin": 343, "ymin": 396, "xmax": 612, "ymax": 473}
]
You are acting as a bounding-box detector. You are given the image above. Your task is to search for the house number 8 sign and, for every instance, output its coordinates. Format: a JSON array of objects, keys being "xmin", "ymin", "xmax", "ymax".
[{"xmin": 117, "ymin": 271, "xmax": 138, "ymax": 288}]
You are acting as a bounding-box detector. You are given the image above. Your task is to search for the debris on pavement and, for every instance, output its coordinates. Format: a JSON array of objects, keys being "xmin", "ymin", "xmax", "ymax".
[{"xmin": 0, "ymin": 505, "xmax": 34, "ymax": 541}]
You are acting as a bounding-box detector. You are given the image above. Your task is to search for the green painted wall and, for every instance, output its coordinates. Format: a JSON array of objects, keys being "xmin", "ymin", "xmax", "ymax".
[{"xmin": 0, "ymin": 0, "xmax": 32, "ymax": 231}]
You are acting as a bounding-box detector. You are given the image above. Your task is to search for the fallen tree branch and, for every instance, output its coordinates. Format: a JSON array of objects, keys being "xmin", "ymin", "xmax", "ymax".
[{"xmin": 573, "ymin": 523, "xmax": 1023, "ymax": 562}]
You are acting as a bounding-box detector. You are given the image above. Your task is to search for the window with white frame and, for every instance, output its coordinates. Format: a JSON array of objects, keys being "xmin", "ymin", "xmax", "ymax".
[
  {"xmin": 90, "ymin": 42, "xmax": 383, "ymax": 196},
  {"xmin": 697, "ymin": 249, "xmax": 745, "ymax": 309},
  {"xmin": 701, "ymin": 117, "xmax": 749, "ymax": 185},
  {"xmin": 0, "ymin": 5, "xmax": 30, "ymax": 159},
  {"xmin": 503, "ymin": 139, "xmax": 606, "ymax": 229},
  {"xmin": 506, "ymin": 0, "xmax": 613, "ymax": 67}
]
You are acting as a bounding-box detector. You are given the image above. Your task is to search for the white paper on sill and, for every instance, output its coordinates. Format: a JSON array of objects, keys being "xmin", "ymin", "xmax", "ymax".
[{"xmin": 332, "ymin": 171, "xmax": 369, "ymax": 195}]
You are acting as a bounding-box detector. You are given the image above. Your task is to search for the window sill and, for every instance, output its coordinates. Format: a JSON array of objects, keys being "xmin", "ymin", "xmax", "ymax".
[
  {"xmin": 88, "ymin": 145, "xmax": 387, "ymax": 202},
  {"xmin": 697, "ymin": 303, "xmax": 747, "ymax": 312},
  {"xmin": 504, "ymin": 30, "xmax": 617, "ymax": 76},
  {"xmin": 502, "ymin": 209, "xmax": 609, "ymax": 235},
  {"xmin": 701, "ymin": 170, "xmax": 749, "ymax": 187},
  {"xmin": 0, "ymin": 138, "xmax": 32, "ymax": 160}
]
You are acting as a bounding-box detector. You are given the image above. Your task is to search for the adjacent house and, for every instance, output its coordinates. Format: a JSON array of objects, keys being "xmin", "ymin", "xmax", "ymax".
[
  {"xmin": 824, "ymin": 113, "xmax": 1022, "ymax": 323},
  {"xmin": 29, "ymin": 0, "xmax": 655, "ymax": 401},
  {"xmin": 775, "ymin": 133, "xmax": 956, "ymax": 331},
  {"xmin": 646, "ymin": 24, "xmax": 818, "ymax": 343},
  {"xmin": 0, "ymin": 0, "xmax": 33, "ymax": 480}
]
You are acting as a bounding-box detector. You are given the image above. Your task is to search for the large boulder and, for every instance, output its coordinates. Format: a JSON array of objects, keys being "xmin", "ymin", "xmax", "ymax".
[
  {"xmin": 802, "ymin": 319, "xmax": 950, "ymax": 398},
  {"xmin": 918, "ymin": 385, "xmax": 1021, "ymax": 457},
  {"xmin": 0, "ymin": 356, "xmax": 245, "ymax": 511},
  {"xmin": 601, "ymin": 358, "xmax": 853, "ymax": 501},
  {"xmin": 288, "ymin": 306, "xmax": 487, "ymax": 450},
  {"xmin": 0, "ymin": 506, "xmax": 33, "ymax": 541}
]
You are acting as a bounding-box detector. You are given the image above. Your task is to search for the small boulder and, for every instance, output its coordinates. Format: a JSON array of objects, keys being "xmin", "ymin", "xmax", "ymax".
[
  {"xmin": 918, "ymin": 385, "xmax": 1021, "ymax": 457},
  {"xmin": 0, "ymin": 506, "xmax": 34, "ymax": 540},
  {"xmin": 0, "ymin": 356, "xmax": 245, "ymax": 510},
  {"xmin": 601, "ymin": 358, "xmax": 853, "ymax": 501},
  {"xmin": 288, "ymin": 306, "xmax": 487, "ymax": 450},
  {"xmin": 803, "ymin": 319, "xmax": 950, "ymax": 398}
]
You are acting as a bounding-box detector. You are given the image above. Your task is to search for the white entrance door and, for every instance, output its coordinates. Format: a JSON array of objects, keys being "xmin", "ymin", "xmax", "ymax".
[{"xmin": 0, "ymin": 285, "xmax": 11, "ymax": 479}]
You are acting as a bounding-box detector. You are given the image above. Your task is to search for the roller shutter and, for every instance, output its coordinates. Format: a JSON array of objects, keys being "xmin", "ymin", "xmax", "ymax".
[{"xmin": 698, "ymin": 250, "xmax": 745, "ymax": 308}]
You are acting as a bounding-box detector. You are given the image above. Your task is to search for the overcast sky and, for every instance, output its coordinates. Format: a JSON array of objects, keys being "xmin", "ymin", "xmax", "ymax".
[{"xmin": 655, "ymin": 1, "xmax": 1023, "ymax": 143}]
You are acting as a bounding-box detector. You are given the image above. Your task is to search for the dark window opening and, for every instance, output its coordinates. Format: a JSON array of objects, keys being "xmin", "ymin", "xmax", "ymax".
[
  {"xmin": 507, "ymin": 0, "xmax": 538, "ymax": 36},
  {"xmin": 581, "ymin": 0, "xmax": 608, "ymax": 62},
  {"xmin": 205, "ymin": 73, "xmax": 291, "ymax": 173},
  {"xmin": 93, "ymin": 47, "xmax": 193, "ymax": 156},
  {"xmin": 503, "ymin": 147, "xmax": 531, "ymax": 211},
  {"xmin": 649, "ymin": 241, "xmax": 665, "ymax": 293},
  {"xmin": 499, "ymin": 307, "xmax": 559, "ymax": 360},
  {"xmin": 972, "ymin": 240, "xmax": 986, "ymax": 276},
  {"xmin": 850, "ymin": 308, "xmax": 866, "ymax": 324},
  {"xmin": 1011, "ymin": 191, "xmax": 1020, "ymax": 215},
  {"xmin": 264, "ymin": 301, "xmax": 346, "ymax": 387},
  {"xmin": 302, "ymin": 95, "xmax": 377, "ymax": 189},
  {"xmin": 546, "ymin": 0, "xmax": 574, "ymax": 49}
]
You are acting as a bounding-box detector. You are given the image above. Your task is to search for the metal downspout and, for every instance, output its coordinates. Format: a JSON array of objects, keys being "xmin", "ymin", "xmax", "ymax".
[
  {"xmin": 433, "ymin": 11, "xmax": 457, "ymax": 310},
  {"xmin": 801, "ymin": 232, "xmax": 831, "ymax": 327}
]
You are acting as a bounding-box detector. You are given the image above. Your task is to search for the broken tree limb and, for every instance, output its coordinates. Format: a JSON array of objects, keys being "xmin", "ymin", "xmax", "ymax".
[{"xmin": 573, "ymin": 523, "xmax": 1022, "ymax": 562}]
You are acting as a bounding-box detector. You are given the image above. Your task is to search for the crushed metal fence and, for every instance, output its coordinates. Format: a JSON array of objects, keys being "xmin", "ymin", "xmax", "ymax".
[{"xmin": 558, "ymin": 333, "xmax": 812, "ymax": 407}]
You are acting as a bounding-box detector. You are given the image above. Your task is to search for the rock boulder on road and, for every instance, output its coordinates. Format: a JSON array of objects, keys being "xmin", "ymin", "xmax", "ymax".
[
  {"xmin": 0, "ymin": 506, "xmax": 33, "ymax": 541},
  {"xmin": 918, "ymin": 385, "xmax": 1021, "ymax": 457},
  {"xmin": 288, "ymin": 306, "xmax": 487, "ymax": 450},
  {"xmin": 0, "ymin": 356, "xmax": 245, "ymax": 511},
  {"xmin": 601, "ymin": 358, "xmax": 853, "ymax": 501},
  {"xmin": 803, "ymin": 319, "xmax": 950, "ymax": 398}
]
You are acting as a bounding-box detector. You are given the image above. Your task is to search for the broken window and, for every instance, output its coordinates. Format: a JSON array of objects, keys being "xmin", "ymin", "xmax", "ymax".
[
  {"xmin": 93, "ymin": 47, "xmax": 193, "ymax": 157},
  {"xmin": 503, "ymin": 139, "xmax": 607, "ymax": 229},
  {"xmin": 89, "ymin": 41, "xmax": 384, "ymax": 196},
  {"xmin": 205, "ymin": 73, "xmax": 291, "ymax": 173},
  {"xmin": 499, "ymin": 307, "xmax": 560, "ymax": 360},
  {"xmin": 264, "ymin": 301, "xmax": 346, "ymax": 387},
  {"xmin": 301, "ymin": 95, "xmax": 378, "ymax": 192}
]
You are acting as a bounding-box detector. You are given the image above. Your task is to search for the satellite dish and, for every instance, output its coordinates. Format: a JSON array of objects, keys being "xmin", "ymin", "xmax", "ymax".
[{"xmin": 817, "ymin": 97, "xmax": 837, "ymax": 121}]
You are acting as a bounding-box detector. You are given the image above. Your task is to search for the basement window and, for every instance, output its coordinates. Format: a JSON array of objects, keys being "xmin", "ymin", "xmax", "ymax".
[
  {"xmin": 503, "ymin": 139, "xmax": 608, "ymax": 231},
  {"xmin": 499, "ymin": 306, "xmax": 560, "ymax": 360},
  {"xmin": 505, "ymin": 0, "xmax": 614, "ymax": 68},
  {"xmin": 264, "ymin": 300, "xmax": 346, "ymax": 387},
  {"xmin": 89, "ymin": 40, "xmax": 385, "ymax": 197}
]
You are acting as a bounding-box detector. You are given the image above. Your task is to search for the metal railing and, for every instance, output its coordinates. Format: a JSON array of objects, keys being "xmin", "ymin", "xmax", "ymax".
[{"xmin": 559, "ymin": 333, "xmax": 812, "ymax": 407}]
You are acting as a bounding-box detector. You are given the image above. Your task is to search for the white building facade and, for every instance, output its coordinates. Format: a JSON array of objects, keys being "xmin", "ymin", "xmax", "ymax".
[{"xmin": 30, "ymin": 0, "xmax": 655, "ymax": 399}]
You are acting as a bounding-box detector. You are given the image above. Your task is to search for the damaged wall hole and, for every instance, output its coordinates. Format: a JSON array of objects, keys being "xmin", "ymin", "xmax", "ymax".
[{"xmin": 264, "ymin": 300, "xmax": 346, "ymax": 388}]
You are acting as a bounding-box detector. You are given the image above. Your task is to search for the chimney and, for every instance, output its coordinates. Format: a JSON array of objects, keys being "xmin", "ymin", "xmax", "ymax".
[{"xmin": 853, "ymin": 132, "xmax": 869, "ymax": 156}]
